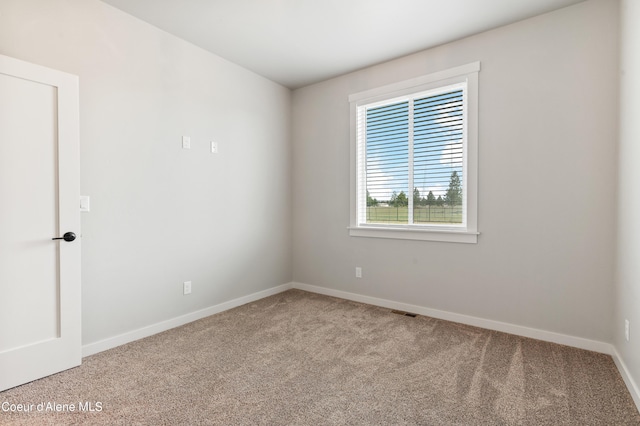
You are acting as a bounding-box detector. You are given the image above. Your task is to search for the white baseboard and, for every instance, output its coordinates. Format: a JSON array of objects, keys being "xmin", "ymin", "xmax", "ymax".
[
  {"xmin": 611, "ymin": 347, "xmax": 640, "ymax": 411},
  {"xmin": 291, "ymin": 282, "xmax": 611, "ymax": 353},
  {"xmin": 82, "ymin": 283, "xmax": 293, "ymax": 357}
]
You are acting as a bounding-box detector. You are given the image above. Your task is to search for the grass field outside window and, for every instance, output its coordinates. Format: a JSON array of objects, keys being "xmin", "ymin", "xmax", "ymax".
[{"xmin": 366, "ymin": 205, "xmax": 462, "ymax": 224}]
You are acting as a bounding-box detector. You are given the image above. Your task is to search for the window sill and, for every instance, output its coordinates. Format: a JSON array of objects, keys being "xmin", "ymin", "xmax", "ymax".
[{"xmin": 348, "ymin": 226, "xmax": 479, "ymax": 244}]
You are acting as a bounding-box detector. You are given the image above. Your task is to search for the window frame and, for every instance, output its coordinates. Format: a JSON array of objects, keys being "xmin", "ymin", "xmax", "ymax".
[{"xmin": 348, "ymin": 62, "xmax": 480, "ymax": 244}]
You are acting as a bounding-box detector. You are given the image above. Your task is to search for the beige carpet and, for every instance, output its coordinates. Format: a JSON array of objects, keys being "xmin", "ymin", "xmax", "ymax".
[{"xmin": 1, "ymin": 289, "xmax": 638, "ymax": 425}]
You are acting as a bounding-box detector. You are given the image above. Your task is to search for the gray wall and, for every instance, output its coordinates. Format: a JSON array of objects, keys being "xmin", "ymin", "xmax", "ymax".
[
  {"xmin": 0, "ymin": 0, "xmax": 292, "ymax": 345},
  {"xmin": 616, "ymin": 0, "xmax": 640, "ymax": 396},
  {"xmin": 292, "ymin": 0, "xmax": 619, "ymax": 342}
]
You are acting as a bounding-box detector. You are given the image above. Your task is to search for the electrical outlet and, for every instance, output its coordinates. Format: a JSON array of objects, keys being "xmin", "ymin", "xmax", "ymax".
[
  {"xmin": 182, "ymin": 136, "xmax": 191, "ymax": 149},
  {"xmin": 183, "ymin": 281, "xmax": 192, "ymax": 295},
  {"xmin": 211, "ymin": 141, "xmax": 218, "ymax": 153},
  {"xmin": 355, "ymin": 267, "xmax": 362, "ymax": 278},
  {"xmin": 625, "ymin": 319, "xmax": 630, "ymax": 342}
]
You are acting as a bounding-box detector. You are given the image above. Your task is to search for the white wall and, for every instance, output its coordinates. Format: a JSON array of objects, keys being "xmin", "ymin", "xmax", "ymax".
[
  {"xmin": 292, "ymin": 0, "xmax": 619, "ymax": 342},
  {"xmin": 0, "ymin": 0, "xmax": 292, "ymax": 345},
  {"xmin": 615, "ymin": 0, "xmax": 640, "ymax": 399}
]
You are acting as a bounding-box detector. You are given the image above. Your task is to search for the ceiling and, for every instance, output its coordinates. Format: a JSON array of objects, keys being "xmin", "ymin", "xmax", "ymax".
[{"xmin": 100, "ymin": 0, "xmax": 586, "ymax": 89}]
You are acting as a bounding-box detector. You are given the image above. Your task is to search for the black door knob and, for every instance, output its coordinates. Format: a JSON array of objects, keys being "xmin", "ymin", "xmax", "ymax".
[{"xmin": 52, "ymin": 232, "xmax": 76, "ymax": 242}]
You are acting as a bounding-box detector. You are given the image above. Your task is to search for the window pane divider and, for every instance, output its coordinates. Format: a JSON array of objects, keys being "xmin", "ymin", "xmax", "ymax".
[{"xmin": 408, "ymin": 98, "xmax": 414, "ymax": 225}]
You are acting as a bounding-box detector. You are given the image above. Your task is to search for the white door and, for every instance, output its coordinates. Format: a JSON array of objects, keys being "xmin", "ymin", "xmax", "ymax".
[{"xmin": 0, "ymin": 54, "xmax": 81, "ymax": 391}]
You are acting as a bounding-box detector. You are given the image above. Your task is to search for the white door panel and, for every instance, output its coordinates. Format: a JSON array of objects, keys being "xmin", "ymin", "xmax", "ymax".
[{"xmin": 0, "ymin": 54, "xmax": 81, "ymax": 391}]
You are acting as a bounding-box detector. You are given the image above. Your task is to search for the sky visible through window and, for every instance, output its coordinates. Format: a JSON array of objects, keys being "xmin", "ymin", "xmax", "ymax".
[{"xmin": 365, "ymin": 89, "xmax": 464, "ymax": 207}]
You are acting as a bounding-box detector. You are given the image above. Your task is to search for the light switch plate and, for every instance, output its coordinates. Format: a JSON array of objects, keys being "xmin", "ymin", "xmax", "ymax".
[
  {"xmin": 182, "ymin": 136, "xmax": 191, "ymax": 149},
  {"xmin": 211, "ymin": 141, "xmax": 218, "ymax": 153},
  {"xmin": 80, "ymin": 195, "xmax": 90, "ymax": 212}
]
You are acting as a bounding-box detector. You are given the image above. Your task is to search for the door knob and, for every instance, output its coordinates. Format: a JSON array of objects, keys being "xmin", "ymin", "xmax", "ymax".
[{"xmin": 52, "ymin": 232, "xmax": 76, "ymax": 242}]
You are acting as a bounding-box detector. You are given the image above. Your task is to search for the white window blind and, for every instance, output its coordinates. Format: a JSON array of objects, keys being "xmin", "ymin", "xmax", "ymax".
[
  {"xmin": 365, "ymin": 100, "xmax": 409, "ymax": 221},
  {"xmin": 358, "ymin": 83, "xmax": 466, "ymax": 227},
  {"xmin": 413, "ymin": 88, "xmax": 464, "ymax": 224}
]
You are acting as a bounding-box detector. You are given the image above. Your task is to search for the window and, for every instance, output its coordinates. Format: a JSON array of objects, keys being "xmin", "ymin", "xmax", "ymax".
[{"xmin": 349, "ymin": 62, "xmax": 479, "ymax": 243}]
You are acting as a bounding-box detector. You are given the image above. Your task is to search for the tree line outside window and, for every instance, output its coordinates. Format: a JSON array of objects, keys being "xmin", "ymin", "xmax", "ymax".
[{"xmin": 367, "ymin": 170, "xmax": 462, "ymax": 208}]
